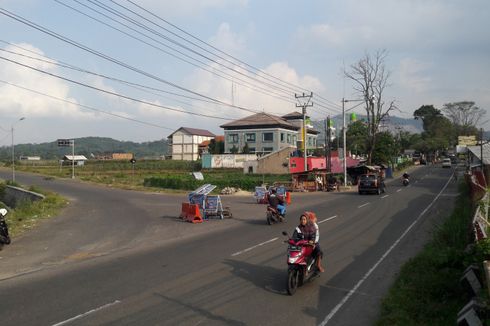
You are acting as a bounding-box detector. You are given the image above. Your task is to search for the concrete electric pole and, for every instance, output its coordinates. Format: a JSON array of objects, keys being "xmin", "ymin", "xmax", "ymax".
[{"xmin": 295, "ymin": 93, "xmax": 313, "ymax": 172}]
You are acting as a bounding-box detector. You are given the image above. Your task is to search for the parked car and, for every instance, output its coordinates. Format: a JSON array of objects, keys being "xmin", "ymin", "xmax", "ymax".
[
  {"xmin": 358, "ymin": 173, "xmax": 384, "ymax": 195},
  {"xmin": 442, "ymin": 158, "xmax": 452, "ymax": 168}
]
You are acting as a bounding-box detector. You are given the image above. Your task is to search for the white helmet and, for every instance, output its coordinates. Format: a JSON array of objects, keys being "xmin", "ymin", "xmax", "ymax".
[{"xmin": 0, "ymin": 208, "xmax": 7, "ymax": 217}]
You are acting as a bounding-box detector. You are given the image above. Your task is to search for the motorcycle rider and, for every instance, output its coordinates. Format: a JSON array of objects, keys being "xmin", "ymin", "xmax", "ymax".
[
  {"xmin": 292, "ymin": 212, "xmax": 324, "ymax": 273},
  {"xmin": 403, "ymin": 172, "xmax": 410, "ymax": 180},
  {"xmin": 268, "ymin": 188, "xmax": 286, "ymax": 217},
  {"xmin": 305, "ymin": 211, "xmax": 325, "ymax": 273}
]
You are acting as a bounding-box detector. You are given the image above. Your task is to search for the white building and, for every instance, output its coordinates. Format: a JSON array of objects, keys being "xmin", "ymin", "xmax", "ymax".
[
  {"xmin": 220, "ymin": 112, "xmax": 319, "ymax": 155},
  {"xmin": 167, "ymin": 127, "xmax": 215, "ymax": 161}
]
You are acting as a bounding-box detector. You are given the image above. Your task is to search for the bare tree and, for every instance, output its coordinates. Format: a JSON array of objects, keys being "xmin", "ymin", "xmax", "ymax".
[
  {"xmin": 442, "ymin": 101, "xmax": 487, "ymax": 135},
  {"xmin": 345, "ymin": 49, "xmax": 397, "ymax": 164}
]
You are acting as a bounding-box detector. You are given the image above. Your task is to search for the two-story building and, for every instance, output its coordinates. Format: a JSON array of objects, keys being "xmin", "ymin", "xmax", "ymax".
[
  {"xmin": 219, "ymin": 112, "xmax": 319, "ymax": 154},
  {"xmin": 167, "ymin": 127, "xmax": 215, "ymax": 160}
]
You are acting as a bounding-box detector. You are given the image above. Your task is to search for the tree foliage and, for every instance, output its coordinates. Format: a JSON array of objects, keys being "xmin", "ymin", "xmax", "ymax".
[{"xmin": 442, "ymin": 101, "xmax": 484, "ymax": 136}]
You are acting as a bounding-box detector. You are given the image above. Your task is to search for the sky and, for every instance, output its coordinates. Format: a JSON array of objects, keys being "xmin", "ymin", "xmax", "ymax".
[{"xmin": 0, "ymin": 0, "xmax": 489, "ymax": 146}]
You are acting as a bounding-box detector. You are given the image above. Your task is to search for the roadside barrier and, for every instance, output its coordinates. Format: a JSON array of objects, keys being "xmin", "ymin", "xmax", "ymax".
[
  {"xmin": 179, "ymin": 203, "xmax": 190, "ymax": 219},
  {"xmin": 186, "ymin": 203, "xmax": 203, "ymax": 223}
]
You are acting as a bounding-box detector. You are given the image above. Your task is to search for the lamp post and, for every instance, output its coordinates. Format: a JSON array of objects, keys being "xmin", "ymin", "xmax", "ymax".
[
  {"xmin": 11, "ymin": 117, "xmax": 26, "ymax": 183},
  {"xmin": 341, "ymin": 99, "xmax": 364, "ymax": 186}
]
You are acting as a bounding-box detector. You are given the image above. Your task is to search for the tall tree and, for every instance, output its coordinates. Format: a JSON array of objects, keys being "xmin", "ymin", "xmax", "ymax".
[
  {"xmin": 413, "ymin": 105, "xmax": 443, "ymax": 133},
  {"xmin": 442, "ymin": 101, "xmax": 485, "ymax": 136},
  {"xmin": 346, "ymin": 120, "xmax": 368, "ymax": 156},
  {"xmin": 344, "ymin": 49, "xmax": 397, "ymax": 164}
]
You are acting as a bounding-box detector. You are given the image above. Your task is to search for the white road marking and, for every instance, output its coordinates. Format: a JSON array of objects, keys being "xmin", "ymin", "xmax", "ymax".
[
  {"xmin": 396, "ymin": 189, "xmax": 402, "ymax": 192},
  {"xmin": 318, "ymin": 215, "xmax": 337, "ymax": 224},
  {"xmin": 319, "ymin": 174, "xmax": 452, "ymax": 325},
  {"xmin": 381, "ymin": 195, "xmax": 389, "ymax": 199},
  {"xmin": 52, "ymin": 300, "xmax": 121, "ymax": 326},
  {"xmin": 358, "ymin": 203, "xmax": 370, "ymax": 208},
  {"xmin": 231, "ymin": 237, "xmax": 278, "ymax": 257}
]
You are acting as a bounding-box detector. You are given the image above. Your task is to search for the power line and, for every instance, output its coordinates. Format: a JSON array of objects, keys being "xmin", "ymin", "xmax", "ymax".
[
  {"xmin": 0, "ymin": 54, "xmax": 235, "ymax": 121},
  {"xmin": 0, "ymin": 8, "xmax": 261, "ymax": 115},
  {"xmin": 68, "ymin": 0, "xmax": 342, "ymax": 113},
  {"xmin": 0, "ymin": 45, "xmax": 245, "ymax": 119},
  {"xmin": 0, "ymin": 79, "xmax": 176, "ymax": 130},
  {"xmin": 55, "ymin": 0, "xmax": 302, "ymax": 107}
]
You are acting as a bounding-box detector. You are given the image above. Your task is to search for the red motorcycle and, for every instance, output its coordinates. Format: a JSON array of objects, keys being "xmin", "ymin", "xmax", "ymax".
[{"xmin": 282, "ymin": 231, "xmax": 320, "ymax": 295}]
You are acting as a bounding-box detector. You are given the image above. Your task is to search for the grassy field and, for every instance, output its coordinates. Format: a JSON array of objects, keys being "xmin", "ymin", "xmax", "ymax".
[
  {"xmin": 0, "ymin": 183, "xmax": 68, "ymax": 238},
  {"xmin": 13, "ymin": 160, "xmax": 293, "ymax": 192}
]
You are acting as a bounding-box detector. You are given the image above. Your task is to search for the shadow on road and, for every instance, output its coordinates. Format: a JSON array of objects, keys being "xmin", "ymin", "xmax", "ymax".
[{"xmin": 223, "ymin": 259, "xmax": 288, "ymax": 295}]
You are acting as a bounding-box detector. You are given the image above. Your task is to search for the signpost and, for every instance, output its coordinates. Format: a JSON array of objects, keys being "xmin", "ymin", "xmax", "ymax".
[{"xmin": 58, "ymin": 139, "xmax": 75, "ymax": 179}]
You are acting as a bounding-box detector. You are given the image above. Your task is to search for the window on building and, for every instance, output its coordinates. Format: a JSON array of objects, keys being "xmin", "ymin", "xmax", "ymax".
[
  {"xmin": 228, "ymin": 133, "xmax": 239, "ymax": 143},
  {"xmin": 263, "ymin": 132, "xmax": 273, "ymax": 142},
  {"xmin": 308, "ymin": 137, "xmax": 313, "ymax": 146},
  {"xmin": 245, "ymin": 133, "xmax": 256, "ymax": 142},
  {"xmin": 293, "ymin": 135, "xmax": 297, "ymax": 144},
  {"xmin": 287, "ymin": 134, "xmax": 291, "ymax": 144},
  {"xmin": 281, "ymin": 133, "xmax": 285, "ymax": 142},
  {"xmin": 262, "ymin": 147, "xmax": 273, "ymax": 153},
  {"xmin": 249, "ymin": 147, "xmax": 256, "ymax": 153}
]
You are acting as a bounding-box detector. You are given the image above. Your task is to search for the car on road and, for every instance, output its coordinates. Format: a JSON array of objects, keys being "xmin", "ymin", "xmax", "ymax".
[
  {"xmin": 442, "ymin": 158, "xmax": 452, "ymax": 168},
  {"xmin": 358, "ymin": 173, "xmax": 384, "ymax": 195}
]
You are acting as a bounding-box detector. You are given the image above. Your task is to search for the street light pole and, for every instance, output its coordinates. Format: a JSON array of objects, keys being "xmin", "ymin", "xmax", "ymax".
[{"xmin": 11, "ymin": 117, "xmax": 25, "ymax": 183}]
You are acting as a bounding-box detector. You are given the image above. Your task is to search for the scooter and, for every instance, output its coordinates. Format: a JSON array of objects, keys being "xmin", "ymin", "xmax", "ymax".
[
  {"xmin": 282, "ymin": 231, "xmax": 320, "ymax": 295},
  {"xmin": 266, "ymin": 206, "xmax": 284, "ymax": 225},
  {"xmin": 0, "ymin": 208, "xmax": 11, "ymax": 249},
  {"xmin": 402, "ymin": 177, "xmax": 409, "ymax": 186}
]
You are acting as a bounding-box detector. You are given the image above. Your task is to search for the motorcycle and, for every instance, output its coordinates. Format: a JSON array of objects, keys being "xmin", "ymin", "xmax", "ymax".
[
  {"xmin": 266, "ymin": 206, "xmax": 284, "ymax": 225},
  {"xmin": 402, "ymin": 177, "xmax": 409, "ymax": 186},
  {"xmin": 0, "ymin": 208, "xmax": 11, "ymax": 249},
  {"xmin": 282, "ymin": 231, "xmax": 320, "ymax": 295}
]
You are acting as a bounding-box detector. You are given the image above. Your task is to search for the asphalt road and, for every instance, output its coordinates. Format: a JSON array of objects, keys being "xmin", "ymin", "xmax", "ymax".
[{"xmin": 0, "ymin": 165, "xmax": 458, "ymax": 325}]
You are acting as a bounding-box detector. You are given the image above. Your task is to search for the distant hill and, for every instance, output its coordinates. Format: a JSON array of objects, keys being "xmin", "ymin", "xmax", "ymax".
[
  {"xmin": 313, "ymin": 114, "xmax": 423, "ymax": 145},
  {"xmin": 0, "ymin": 137, "xmax": 169, "ymax": 161}
]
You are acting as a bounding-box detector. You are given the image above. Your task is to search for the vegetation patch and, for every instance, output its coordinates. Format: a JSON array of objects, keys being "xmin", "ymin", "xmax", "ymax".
[
  {"xmin": 376, "ymin": 183, "xmax": 490, "ymax": 325},
  {"xmin": 0, "ymin": 182, "xmax": 68, "ymax": 237}
]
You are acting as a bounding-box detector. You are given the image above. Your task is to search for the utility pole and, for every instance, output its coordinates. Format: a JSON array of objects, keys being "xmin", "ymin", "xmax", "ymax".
[
  {"xmin": 296, "ymin": 92, "xmax": 313, "ymax": 172},
  {"xmin": 481, "ymin": 128, "xmax": 484, "ymax": 170},
  {"xmin": 326, "ymin": 116, "xmax": 331, "ymax": 173}
]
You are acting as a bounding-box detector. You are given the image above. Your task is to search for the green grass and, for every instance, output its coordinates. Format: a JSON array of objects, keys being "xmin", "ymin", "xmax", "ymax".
[
  {"xmin": 1, "ymin": 186, "xmax": 68, "ymax": 237},
  {"xmin": 13, "ymin": 160, "xmax": 293, "ymax": 192},
  {"xmin": 375, "ymin": 183, "xmax": 489, "ymax": 325}
]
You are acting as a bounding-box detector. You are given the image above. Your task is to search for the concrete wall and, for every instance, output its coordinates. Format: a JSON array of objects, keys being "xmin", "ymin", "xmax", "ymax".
[
  {"xmin": 3, "ymin": 185, "xmax": 45, "ymax": 208},
  {"xmin": 256, "ymin": 147, "xmax": 293, "ymax": 174}
]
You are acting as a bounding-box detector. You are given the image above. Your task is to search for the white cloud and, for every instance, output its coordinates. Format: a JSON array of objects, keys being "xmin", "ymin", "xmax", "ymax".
[
  {"xmin": 136, "ymin": 0, "xmax": 248, "ymax": 17},
  {"xmin": 0, "ymin": 43, "xmax": 95, "ymax": 119},
  {"xmin": 398, "ymin": 58, "xmax": 432, "ymax": 93}
]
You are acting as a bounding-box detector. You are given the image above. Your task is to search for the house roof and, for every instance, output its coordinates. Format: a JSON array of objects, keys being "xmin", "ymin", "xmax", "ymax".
[
  {"xmin": 199, "ymin": 136, "xmax": 225, "ymax": 147},
  {"xmin": 168, "ymin": 127, "xmax": 215, "ymax": 138},
  {"xmin": 63, "ymin": 155, "xmax": 88, "ymax": 161},
  {"xmin": 467, "ymin": 143, "xmax": 490, "ymax": 165},
  {"xmin": 220, "ymin": 112, "xmax": 298, "ymax": 130},
  {"xmin": 282, "ymin": 111, "xmax": 306, "ymax": 120}
]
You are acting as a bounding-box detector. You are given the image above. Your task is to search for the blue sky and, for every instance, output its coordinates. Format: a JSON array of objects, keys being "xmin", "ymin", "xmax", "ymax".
[{"xmin": 0, "ymin": 0, "xmax": 489, "ymax": 145}]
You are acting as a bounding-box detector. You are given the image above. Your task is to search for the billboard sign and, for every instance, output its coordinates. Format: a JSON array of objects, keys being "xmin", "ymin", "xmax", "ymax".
[
  {"xmin": 458, "ymin": 136, "xmax": 477, "ymax": 146},
  {"xmin": 57, "ymin": 139, "xmax": 73, "ymax": 147}
]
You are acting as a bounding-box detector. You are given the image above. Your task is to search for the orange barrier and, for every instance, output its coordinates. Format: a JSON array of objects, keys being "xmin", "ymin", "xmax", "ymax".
[
  {"xmin": 179, "ymin": 202, "xmax": 190, "ymax": 219},
  {"xmin": 186, "ymin": 204, "xmax": 203, "ymax": 223},
  {"xmin": 285, "ymin": 191, "xmax": 291, "ymax": 205}
]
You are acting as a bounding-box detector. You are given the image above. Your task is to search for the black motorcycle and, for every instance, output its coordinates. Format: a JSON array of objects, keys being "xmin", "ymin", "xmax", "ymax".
[
  {"xmin": 266, "ymin": 206, "xmax": 285, "ymax": 225},
  {"xmin": 0, "ymin": 208, "xmax": 11, "ymax": 247}
]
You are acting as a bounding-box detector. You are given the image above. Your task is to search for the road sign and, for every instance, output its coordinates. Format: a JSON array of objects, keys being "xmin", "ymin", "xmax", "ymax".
[
  {"xmin": 458, "ymin": 136, "xmax": 477, "ymax": 146},
  {"xmin": 57, "ymin": 139, "xmax": 73, "ymax": 147}
]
